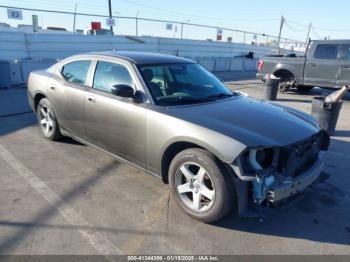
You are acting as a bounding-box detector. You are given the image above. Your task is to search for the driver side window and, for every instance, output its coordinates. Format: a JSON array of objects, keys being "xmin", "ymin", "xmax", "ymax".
[
  {"xmin": 93, "ymin": 61, "xmax": 133, "ymax": 93},
  {"xmin": 140, "ymin": 66, "xmax": 174, "ymax": 98}
]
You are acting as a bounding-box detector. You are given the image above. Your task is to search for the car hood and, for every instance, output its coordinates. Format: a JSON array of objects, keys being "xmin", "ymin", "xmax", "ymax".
[{"xmin": 162, "ymin": 96, "xmax": 320, "ymax": 147}]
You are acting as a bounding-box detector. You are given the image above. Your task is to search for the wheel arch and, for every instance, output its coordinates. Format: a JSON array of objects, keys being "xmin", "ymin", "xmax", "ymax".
[
  {"xmin": 33, "ymin": 93, "xmax": 60, "ymax": 123},
  {"xmin": 34, "ymin": 92, "xmax": 47, "ymax": 111},
  {"xmin": 273, "ymin": 68, "xmax": 295, "ymax": 81},
  {"xmin": 161, "ymin": 141, "xmax": 203, "ymax": 184},
  {"xmin": 160, "ymin": 136, "xmax": 242, "ymax": 184}
]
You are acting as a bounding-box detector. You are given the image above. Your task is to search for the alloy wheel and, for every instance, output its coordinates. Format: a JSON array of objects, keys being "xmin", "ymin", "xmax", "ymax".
[
  {"xmin": 39, "ymin": 105, "xmax": 54, "ymax": 137},
  {"xmin": 175, "ymin": 162, "xmax": 215, "ymax": 212}
]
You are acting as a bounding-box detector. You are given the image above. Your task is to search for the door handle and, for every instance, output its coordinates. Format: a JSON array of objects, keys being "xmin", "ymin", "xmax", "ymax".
[
  {"xmin": 87, "ymin": 96, "xmax": 96, "ymax": 102},
  {"xmin": 310, "ymin": 63, "xmax": 317, "ymax": 67},
  {"xmin": 342, "ymin": 64, "xmax": 350, "ymax": 69}
]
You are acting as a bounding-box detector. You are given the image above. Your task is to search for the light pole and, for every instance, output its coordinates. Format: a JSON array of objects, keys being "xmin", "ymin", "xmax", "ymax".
[
  {"xmin": 305, "ymin": 23, "xmax": 312, "ymax": 46},
  {"xmin": 108, "ymin": 0, "xmax": 113, "ymax": 35},
  {"xmin": 136, "ymin": 10, "xmax": 139, "ymax": 36},
  {"xmin": 180, "ymin": 19, "xmax": 190, "ymax": 39},
  {"xmin": 277, "ymin": 16, "xmax": 285, "ymax": 54},
  {"xmin": 72, "ymin": 3, "xmax": 77, "ymax": 34}
]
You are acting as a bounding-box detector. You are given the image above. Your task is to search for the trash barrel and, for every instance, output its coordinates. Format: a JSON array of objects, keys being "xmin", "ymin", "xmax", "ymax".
[
  {"xmin": 262, "ymin": 76, "xmax": 280, "ymax": 101},
  {"xmin": 311, "ymin": 96, "xmax": 342, "ymax": 135}
]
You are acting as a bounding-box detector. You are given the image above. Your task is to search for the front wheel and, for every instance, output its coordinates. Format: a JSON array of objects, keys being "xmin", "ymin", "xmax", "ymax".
[{"xmin": 169, "ymin": 148, "xmax": 235, "ymax": 223}]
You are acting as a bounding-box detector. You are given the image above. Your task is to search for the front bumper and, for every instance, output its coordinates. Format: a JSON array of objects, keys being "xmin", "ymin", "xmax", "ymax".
[{"xmin": 267, "ymin": 150, "xmax": 326, "ymax": 203}]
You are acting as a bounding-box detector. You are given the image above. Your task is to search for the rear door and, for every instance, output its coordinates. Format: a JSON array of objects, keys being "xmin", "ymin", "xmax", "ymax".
[
  {"xmin": 48, "ymin": 60, "xmax": 92, "ymax": 138},
  {"xmin": 304, "ymin": 43, "xmax": 342, "ymax": 88},
  {"xmin": 84, "ymin": 59, "xmax": 147, "ymax": 167}
]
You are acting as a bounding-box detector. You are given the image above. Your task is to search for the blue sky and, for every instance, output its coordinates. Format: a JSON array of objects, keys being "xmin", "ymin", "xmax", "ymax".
[{"xmin": 0, "ymin": 0, "xmax": 349, "ymax": 42}]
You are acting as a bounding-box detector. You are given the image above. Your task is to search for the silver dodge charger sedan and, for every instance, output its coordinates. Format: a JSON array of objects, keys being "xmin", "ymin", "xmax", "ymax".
[{"xmin": 27, "ymin": 51, "xmax": 330, "ymax": 222}]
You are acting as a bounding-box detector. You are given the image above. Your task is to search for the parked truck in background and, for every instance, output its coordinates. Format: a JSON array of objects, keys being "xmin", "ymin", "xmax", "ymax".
[{"xmin": 257, "ymin": 40, "xmax": 350, "ymax": 91}]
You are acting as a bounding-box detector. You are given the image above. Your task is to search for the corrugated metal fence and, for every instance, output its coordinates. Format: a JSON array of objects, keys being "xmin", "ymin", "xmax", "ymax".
[
  {"xmin": 0, "ymin": 31, "xmax": 275, "ymax": 60},
  {"xmin": 0, "ymin": 31, "xmax": 278, "ymax": 87}
]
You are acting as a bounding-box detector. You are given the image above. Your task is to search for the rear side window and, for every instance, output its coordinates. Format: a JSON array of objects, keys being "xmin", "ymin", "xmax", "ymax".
[
  {"xmin": 313, "ymin": 44, "xmax": 339, "ymax": 60},
  {"xmin": 62, "ymin": 60, "xmax": 91, "ymax": 85},
  {"xmin": 93, "ymin": 61, "xmax": 133, "ymax": 93},
  {"xmin": 345, "ymin": 46, "xmax": 350, "ymax": 60}
]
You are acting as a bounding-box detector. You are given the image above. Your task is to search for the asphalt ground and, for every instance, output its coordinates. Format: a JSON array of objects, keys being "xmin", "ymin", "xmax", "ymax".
[{"xmin": 0, "ymin": 80, "xmax": 349, "ymax": 255}]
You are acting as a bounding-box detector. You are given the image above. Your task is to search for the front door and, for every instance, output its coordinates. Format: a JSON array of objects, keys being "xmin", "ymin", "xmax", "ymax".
[
  {"xmin": 84, "ymin": 60, "xmax": 147, "ymax": 167},
  {"xmin": 304, "ymin": 43, "xmax": 342, "ymax": 88}
]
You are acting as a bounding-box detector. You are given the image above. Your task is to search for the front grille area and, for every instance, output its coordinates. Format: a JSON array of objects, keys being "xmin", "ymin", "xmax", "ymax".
[{"xmin": 277, "ymin": 131, "xmax": 329, "ymax": 178}]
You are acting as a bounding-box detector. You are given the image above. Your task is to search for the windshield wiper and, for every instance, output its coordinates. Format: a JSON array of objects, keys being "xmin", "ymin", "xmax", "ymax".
[
  {"xmin": 157, "ymin": 96, "xmax": 207, "ymax": 105},
  {"xmin": 203, "ymin": 93, "xmax": 235, "ymax": 101},
  {"xmin": 158, "ymin": 93, "xmax": 236, "ymax": 106},
  {"xmin": 176, "ymin": 97, "xmax": 207, "ymax": 104}
]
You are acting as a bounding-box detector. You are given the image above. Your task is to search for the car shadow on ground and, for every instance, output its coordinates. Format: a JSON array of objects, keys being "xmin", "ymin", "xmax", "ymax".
[
  {"xmin": 334, "ymin": 130, "xmax": 350, "ymax": 137},
  {"xmin": 287, "ymin": 87, "xmax": 350, "ymax": 102},
  {"xmin": 0, "ymin": 160, "xmax": 115, "ymax": 252},
  {"xmin": 0, "ymin": 113, "xmax": 37, "ymax": 137},
  {"xmin": 213, "ymin": 181, "xmax": 350, "ymax": 246},
  {"xmin": 56, "ymin": 136, "xmax": 86, "ymax": 146},
  {"xmin": 212, "ymin": 138, "xmax": 350, "ymax": 246},
  {"xmin": 0, "ymin": 112, "xmax": 85, "ymax": 146},
  {"xmin": 0, "ymin": 159, "xmax": 164, "ymax": 254}
]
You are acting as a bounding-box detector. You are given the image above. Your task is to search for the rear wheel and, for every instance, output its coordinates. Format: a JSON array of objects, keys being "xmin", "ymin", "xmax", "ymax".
[
  {"xmin": 169, "ymin": 148, "xmax": 235, "ymax": 223},
  {"xmin": 277, "ymin": 74, "xmax": 295, "ymax": 93},
  {"xmin": 37, "ymin": 98, "xmax": 62, "ymax": 141}
]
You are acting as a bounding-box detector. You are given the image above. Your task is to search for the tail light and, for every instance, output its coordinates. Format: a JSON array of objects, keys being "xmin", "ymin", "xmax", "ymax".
[{"xmin": 257, "ymin": 59, "xmax": 264, "ymax": 72}]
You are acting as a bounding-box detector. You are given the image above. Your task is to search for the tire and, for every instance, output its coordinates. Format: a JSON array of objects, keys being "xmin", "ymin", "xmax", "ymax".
[
  {"xmin": 277, "ymin": 73, "xmax": 295, "ymax": 93},
  {"xmin": 169, "ymin": 148, "xmax": 235, "ymax": 223},
  {"xmin": 36, "ymin": 98, "xmax": 62, "ymax": 141},
  {"xmin": 297, "ymin": 85, "xmax": 314, "ymax": 91}
]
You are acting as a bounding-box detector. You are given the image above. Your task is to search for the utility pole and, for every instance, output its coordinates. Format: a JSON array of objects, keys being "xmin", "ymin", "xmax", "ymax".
[
  {"xmin": 108, "ymin": 0, "xmax": 114, "ymax": 35},
  {"xmin": 305, "ymin": 23, "xmax": 312, "ymax": 45},
  {"xmin": 180, "ymin": 19, "xmax": 190, "ymax": 39},
  {"xmin": 277, "ymin": 16, "xmax": 284, "ymax": 54},
  {"xmin": 135, "ymin": 10, "xmax": 139, "ymax": 36},
  {"xmin": 72, "ymin": 3, "xmax": 77, "ymax": 35},
  {"xmin": 180, "ymin": 22, "xmax": 183, "ymax": 39}
]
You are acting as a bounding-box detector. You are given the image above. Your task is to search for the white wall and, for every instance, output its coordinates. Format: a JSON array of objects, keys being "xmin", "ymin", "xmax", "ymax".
[
  {"xmin": 0, "ymin": 31, "xmax": 276, "ymax": 61},
  {"xmin": 0, "ymin": 32, "xmax": 28, "ymax": 60},
  {"xmin": 0, "ymin": 31, "xmax": 282, "ymax": 86}
]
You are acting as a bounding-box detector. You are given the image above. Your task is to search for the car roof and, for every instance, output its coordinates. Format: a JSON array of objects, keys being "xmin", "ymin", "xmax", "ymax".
[{"xmin": 87, "ymin": 51, "xmax": 196, "ymax": 65}]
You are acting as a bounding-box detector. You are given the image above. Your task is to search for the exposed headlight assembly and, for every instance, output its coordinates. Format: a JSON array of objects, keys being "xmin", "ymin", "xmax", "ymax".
[{"xmin": 231, "ymin": 147, "xmax": 279, "ymax": 204}]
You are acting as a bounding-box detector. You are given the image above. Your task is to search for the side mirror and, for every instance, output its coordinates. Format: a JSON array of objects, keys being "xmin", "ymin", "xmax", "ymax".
[{"xmin": 111, "ymin": 84, "xmax": 134, "ymax": 98}]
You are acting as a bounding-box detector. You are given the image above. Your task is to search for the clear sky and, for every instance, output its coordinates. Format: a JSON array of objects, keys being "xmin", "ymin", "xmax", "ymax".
[{"xmin": 0, "ymin": 0, "xmax": 349, "ymax": 43}]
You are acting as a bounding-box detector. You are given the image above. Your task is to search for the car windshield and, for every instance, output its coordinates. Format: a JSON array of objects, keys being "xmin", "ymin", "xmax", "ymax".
[{"xmin": 138, "ymin": 63, "xmax": 238, "ymax": 106}]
